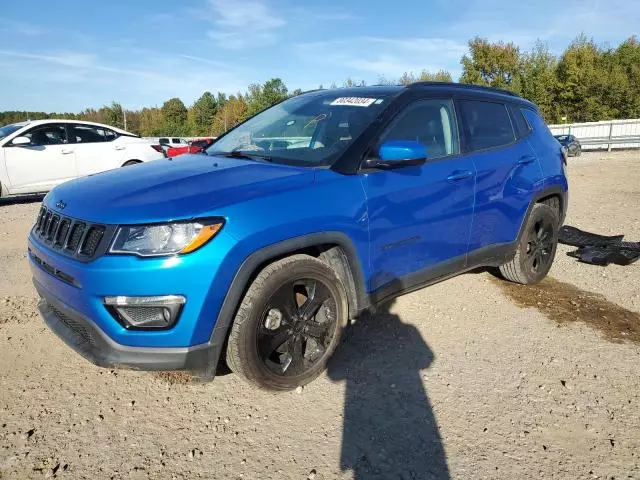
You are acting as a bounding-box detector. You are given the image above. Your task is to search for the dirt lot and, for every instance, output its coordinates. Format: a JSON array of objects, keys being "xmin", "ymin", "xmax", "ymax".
[{"xmin": 1, "ymin": 151, "xmax": 639, "ymax": 479}]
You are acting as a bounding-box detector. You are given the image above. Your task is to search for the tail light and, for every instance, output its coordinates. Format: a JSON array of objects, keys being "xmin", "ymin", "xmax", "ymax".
[
  {"xmin": 150, "ymin": 144, "xmax": 165, "ymax": 156},
  {"xmin": 560, "ymin": 146, "xmax": 568, "ymax": 166}
]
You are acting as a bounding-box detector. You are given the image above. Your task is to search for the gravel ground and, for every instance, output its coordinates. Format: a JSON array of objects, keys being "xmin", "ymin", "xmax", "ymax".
[{"xmin": 1, "ymin": 151, "xmax": 639, "ymax": 479}]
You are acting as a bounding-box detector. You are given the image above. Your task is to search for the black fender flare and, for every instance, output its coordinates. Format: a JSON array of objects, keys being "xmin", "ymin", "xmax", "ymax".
[
  {"xmin": 204, "ymin": 232, "xmax": 368, "ymax": 375},
  {"xmin": 515, "ymin": 186, "xmax": 567, "ymax": 245}
]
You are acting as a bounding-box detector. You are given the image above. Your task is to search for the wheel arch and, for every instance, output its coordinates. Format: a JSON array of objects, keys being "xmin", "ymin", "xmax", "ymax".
[
  {"xmin": 121, "ymin": 159, "xmax": 142, "ymax": 167},
  {"xmin": 203, "ymin": 232, "xmax": 369, "ymax": 376},
  {"xmin": 516, "ymin": 186, "xmax": 567, "ymax": 244}
]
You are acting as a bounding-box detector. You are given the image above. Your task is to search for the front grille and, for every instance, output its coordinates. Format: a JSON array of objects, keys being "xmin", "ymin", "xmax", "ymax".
[
  {"xmin": 66, "ymin": 223, "xmax": 86, "ymax": 251},
  {"xmin": 31, "ymin": 206, "xmax": 111, "ymax": 261},
  {"xmin": 80, "ymin": 226, "xmax": 105, "ymax": 256}
]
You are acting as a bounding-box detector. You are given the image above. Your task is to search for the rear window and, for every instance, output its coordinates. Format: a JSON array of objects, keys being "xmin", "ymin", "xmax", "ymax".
[
  {"xmin": 522, "ymin": 108, "xmax": 554, "ymax": 137},
  {"xmin": 459, "ymin": 100, "xmax": 515, "ymax": 151},
  {"xmin": 509, "ymin": 104, "xmax": 532, "ymax": 138}
]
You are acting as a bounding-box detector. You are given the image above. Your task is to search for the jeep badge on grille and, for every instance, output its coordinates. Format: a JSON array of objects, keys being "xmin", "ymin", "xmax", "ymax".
[{"xmin": 55, "ymin": 200, "xmax": 67, "ymax": 210}]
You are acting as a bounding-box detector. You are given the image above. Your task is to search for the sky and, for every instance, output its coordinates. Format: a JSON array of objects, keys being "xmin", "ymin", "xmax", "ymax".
[{"xmin": 0, "ymin": 0, "xmax": 638, "ymax": 112}]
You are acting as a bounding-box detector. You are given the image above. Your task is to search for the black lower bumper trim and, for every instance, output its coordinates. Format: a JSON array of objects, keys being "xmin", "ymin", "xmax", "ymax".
[{"xmin": 35, "ymin": 281, "xmax": 219, "ymax": 373}]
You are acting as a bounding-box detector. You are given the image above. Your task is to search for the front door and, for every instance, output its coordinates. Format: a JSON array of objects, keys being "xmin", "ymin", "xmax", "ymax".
[
  {"xmin": 4, "ymin": 123, "xmax": 76, "ymax": 193},
  {"xmin": 361, "ymin": 98, "xmax": 476, "ymax": 296}
]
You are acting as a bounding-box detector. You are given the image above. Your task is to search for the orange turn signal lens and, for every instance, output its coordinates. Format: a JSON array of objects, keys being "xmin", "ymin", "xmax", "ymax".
[{"xmin": 180, "ymin": 223, "xmax": 223, "ymax": 254}]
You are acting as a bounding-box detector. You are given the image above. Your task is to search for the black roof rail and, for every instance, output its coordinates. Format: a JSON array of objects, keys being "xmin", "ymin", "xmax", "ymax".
[{"xmin": 407, "ymin": 81, "xmax": 520, "ymax": 98}]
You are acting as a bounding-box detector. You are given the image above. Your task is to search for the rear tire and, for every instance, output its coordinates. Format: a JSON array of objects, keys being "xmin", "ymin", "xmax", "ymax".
[
  {"xmin": 575, "ymin": 147, "xmax": 582, "ymax": 157},
  {"xmin": 499, "ymin": 204, "xmax": 559, "ymax": 285},
  {"xmin": 226, "ymin": 255, "xmax": 348, "ymax": 390}
]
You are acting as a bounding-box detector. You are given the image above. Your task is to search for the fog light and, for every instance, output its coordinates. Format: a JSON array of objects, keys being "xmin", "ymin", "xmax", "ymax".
[{"xmin": 104, "ymin": 295, "xmax": 185, "ymax": 329}]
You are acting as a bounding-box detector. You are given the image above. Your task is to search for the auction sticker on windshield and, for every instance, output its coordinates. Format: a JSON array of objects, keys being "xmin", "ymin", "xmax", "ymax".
[{"xmin": 330, "ymin": 97, "xmax": 378, "ymax": 107}]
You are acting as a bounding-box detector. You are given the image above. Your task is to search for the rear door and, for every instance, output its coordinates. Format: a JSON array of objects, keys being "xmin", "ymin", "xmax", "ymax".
[
  {"xmin": 361, "ymin": 97, "xmax": 477, "ymax": 295},
  {"xmin": 70, "ymin": 124, "xmax": 125, "ymax": 177},
  {"xmin": 3, "ymin": 123, "xmax": 76, "ymax": 193},
  {"xmin": 457, "ymin": 98, "xmax": 542, "ymax": 254}
]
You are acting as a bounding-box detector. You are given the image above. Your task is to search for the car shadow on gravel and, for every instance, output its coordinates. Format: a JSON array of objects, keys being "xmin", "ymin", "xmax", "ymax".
[
  {"xmin": 327, "ymin": 301, "xmax": 449, "ymax": 480},
  {"xmin": 0, "ymin": 194, "xmax": 44, "ymax": 206}
]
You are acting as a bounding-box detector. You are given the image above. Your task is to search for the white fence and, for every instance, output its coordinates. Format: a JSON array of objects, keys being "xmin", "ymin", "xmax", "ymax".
[{"xmin": 548, "ymin": 119, "xmax": 640, "ymax": 151}]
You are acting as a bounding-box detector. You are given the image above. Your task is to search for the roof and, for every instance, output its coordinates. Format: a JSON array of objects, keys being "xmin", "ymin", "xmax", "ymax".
[
  {"xmin": 14, "ymin": 118, "xmax": 134, "ymax": 135},
  {"xmin": 408, "ymin": 81, "xmax": 520, "ymax": 97},
  {"xmin": 302, "ymin": 82, "xmax": 535, "ymax": 108}
]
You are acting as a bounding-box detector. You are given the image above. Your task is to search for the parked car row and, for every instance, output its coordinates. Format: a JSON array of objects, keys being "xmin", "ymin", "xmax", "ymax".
[
  {"xmin": 0, "ymin": 121, "xmax": 220, "ymax": 197},
  {"xmin": 0, "ymin": 120, "xmax": 165, "ymax": 197},
  {"xmin": 166, "ymin": 138, "xmax": 215, "ymax": 158}
]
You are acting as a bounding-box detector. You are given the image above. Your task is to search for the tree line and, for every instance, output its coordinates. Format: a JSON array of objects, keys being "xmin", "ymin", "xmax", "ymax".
[{"xmin": 1, "ymin": 34, "xmax": 638, "ymax": 136}]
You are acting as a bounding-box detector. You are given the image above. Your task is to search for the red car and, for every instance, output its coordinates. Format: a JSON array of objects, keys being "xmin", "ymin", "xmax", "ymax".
[{"xmin": 166, "ymin": 138, "xmax": 215, "ymax": 158}]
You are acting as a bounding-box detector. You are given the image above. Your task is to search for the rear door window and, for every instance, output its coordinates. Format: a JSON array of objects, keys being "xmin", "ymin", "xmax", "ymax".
[
  {"xmin": 71, "ymin": 124, "xmax": 107, "ymax": 143},
  {"xmin": 104, "ymin": 129, "xmax": 118, "ymax": 142},
  {"xmin": 459, "ymin": 100, "xmax": 515, "ymax": 151}
]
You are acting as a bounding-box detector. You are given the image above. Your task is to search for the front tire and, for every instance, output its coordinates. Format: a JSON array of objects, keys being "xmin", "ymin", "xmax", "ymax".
[
  {"xmin": 499, "ymin": 204, "xmax": 559, "ymax": 285},
  {"xmin": 226, "ymin": 255, "xmax": 349, "ymax": 390}
]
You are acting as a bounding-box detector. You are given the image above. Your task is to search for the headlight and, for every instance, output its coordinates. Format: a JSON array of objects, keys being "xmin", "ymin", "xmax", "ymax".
[{"xmin": 110, "ymin": 220, "xmax": 224, "ymax": 257}]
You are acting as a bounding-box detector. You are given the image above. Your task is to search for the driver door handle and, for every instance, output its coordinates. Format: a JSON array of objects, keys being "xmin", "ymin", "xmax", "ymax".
[
  {"xmin": 518, "ymin": 155, "xmax": 536, "ymax": 165},
  {"xmin": 446, "ymin": 170, "xmax": 473, "ymax": 182},
  {"xmin": 61, "ymin": 149, "xmax": 74, "ymax": 155},
  {"xmin": 114, "ymin": 145, "xmax": 126, "ymax": 151}
]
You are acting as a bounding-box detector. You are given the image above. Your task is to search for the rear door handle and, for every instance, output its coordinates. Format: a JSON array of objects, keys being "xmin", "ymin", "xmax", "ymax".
[
  {"xmin": 114, "ymin": 145, "xmax": 126, "ymax": 151},
  {"xmin": 61, "ymin": 149, "xmax": 74, "ymax": 155},
  {"xmin": 446, "ymin": 170, "xmax": 473, "ymax": 182},
  {"xmin": 518, "ymin": 155, "xmax": 536, "ymax": 165}
]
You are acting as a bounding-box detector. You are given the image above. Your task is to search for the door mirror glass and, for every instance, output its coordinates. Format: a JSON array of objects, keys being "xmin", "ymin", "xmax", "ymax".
[{"xmin": 11, "ymin": 136, "xmax": 31, "ymax": 146}]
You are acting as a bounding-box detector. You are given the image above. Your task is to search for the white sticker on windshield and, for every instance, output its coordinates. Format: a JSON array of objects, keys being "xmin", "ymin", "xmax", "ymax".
[{"xmin": 330, "ymin": 97, "xmax": 377, "ymax": 107}]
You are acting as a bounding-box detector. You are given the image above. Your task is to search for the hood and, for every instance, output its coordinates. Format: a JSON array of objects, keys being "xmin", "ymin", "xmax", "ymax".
[{"xmin": 45, "ymin": 155, "xmax": 315, "ymax": 224}]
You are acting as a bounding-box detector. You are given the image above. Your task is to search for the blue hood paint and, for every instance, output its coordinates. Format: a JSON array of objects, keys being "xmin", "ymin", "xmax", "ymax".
[{"xmin": 45, "ymin": 155, "xmax": 315, "ymax": 224}]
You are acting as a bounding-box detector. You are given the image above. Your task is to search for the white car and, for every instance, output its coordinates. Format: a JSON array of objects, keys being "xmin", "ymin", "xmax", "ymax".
[{"xmin": 0, "ymin": 119, "xmax": 165, "ymax": 197}]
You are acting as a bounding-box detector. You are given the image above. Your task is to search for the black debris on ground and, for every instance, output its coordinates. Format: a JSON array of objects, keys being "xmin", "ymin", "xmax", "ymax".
[{"xmin": 559, "ymin": 226, "xmax": 640, "ymax": 266}]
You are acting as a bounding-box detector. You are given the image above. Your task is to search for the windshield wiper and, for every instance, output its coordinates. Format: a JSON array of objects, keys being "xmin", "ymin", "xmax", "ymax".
[{"xmin": 213, "ymin": 148, "xmax": 272, "ymax": 162}]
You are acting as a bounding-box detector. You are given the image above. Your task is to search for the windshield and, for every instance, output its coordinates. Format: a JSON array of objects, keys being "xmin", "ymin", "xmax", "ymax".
[
  {"xmin": 207, "ymin": 91, "xmax": 394, "ymax": 166},
  {"xmin": 0, "ymin": 123, "xmax": 26, "ymax": 141}
]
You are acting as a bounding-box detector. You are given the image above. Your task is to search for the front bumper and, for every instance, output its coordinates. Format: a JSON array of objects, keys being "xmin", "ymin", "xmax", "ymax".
[{"xmin": 35, "ymin": 279, "xmax": 218, "ymax": 371}]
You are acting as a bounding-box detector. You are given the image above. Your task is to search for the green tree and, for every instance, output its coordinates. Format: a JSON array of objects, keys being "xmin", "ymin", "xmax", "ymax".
[
  {"xmin": 555, "ymin": 35, "xmax": 610, "ymax": 122},
  {"xmin": 161, "ymin": 98, "xmax": 188, "ymax": 135},
  {"xmin": 418, "ymin": 70, "xmax": 453, "ymax": 82},
  {"xmin": 102, "ymin": 101, "xmax": 124, "ymax": 129},
  {"xmin": 188, "ymin": 91, "xmax": 218, "ymax": 136},
  {"xmin": 609, "ymin": 37, "xmax": 640, "ymax": 118},
  {"xmin": 397, "ymin": 70, "xmax": 453, "ymax": 85},
  {"xmin": 211, "ymin": 95, "xmax": 248, "ymax": 136},
  {"xmin": 518, "ymin": 41, "xmax": 559, "ymax": 122},
  {"xmin": 245, "ymin": 78, "xmax": 288, "ymax": 117},
  {"xmin": 139, "ymin": 107, "xmax": 164, "ymax": 136},
  {"xmin": 460, "ymin": 37, "xmax": 521, "ymax": 90}
]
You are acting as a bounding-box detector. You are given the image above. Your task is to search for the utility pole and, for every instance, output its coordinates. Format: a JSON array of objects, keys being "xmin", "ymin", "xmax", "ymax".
[{"xmin": 122, "ymin": 104, "xmax": 128, "ymax": 131}]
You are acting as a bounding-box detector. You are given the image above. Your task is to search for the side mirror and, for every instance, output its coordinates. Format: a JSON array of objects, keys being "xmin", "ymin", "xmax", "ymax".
[
  {"xmin": 11, "ymin": 136, "xmax": 31, "ymax": 146},
  {"xmin": 365, "ymin": 140, "xmax": 427, "ymax": 169}
]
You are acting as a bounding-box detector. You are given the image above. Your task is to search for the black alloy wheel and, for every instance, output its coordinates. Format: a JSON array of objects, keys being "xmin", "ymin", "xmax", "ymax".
[{"xmin": 258, "ymin": 279, "xmax": 337, "ymax": 377}]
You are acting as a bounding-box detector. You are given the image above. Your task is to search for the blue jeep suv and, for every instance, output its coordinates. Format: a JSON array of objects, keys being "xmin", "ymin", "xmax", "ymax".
[{"xmin": 29, "ymin": 83, "xmax": 568, "ymax": 390}]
